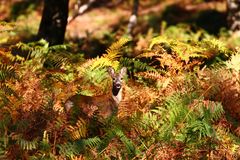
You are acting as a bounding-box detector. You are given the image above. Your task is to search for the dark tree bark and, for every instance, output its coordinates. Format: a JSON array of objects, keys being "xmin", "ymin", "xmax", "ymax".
[
  {"xmin": 227, "ymin": 0, "xmax": 240, "ymax": 32},
  {"xmin": 38, "ymin": 0, "xmax": 69, "ymax": 45}
]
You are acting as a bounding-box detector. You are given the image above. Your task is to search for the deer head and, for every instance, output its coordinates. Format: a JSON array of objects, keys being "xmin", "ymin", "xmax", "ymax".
[{"xmin": 108, "ymin": 67, "xmax": 127, "ymax": 104}]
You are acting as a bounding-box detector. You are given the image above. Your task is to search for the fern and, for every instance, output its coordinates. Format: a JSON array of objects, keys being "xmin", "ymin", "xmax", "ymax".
[
  {"xmin": 79, "ymin": 37, "xmax": 130, "ymax": 72},
  {"xmin": 160, "ymin": 92, "xmax": 224, "ymax": 142},
  {"xmin": 0, "ymin": 84, "xmax": 18, "ymax": 108},
  {"xmin": 16, "ymin": 137, "xmax": 38, "ymax": 150},
  {"xmin": 225, "ymin": 52, "xmax": 240, "ymax": 72},
  {"xmin": 150, "ymin": 36, "xmax": 207, "ymax": 62},
  {"xmin": 80, "ymin": 136, "xmax": 101, "ymax": 149},
  {"xmin": 58, "ymin": 137, "xmax": 101, "ymax": 158},
  {"xmin": 43, "ymin": 53, "xmax": 70, "ymax": 70},
  {"xmin": 113, "ymin": 127, "xmax": 136, "ymax": 158},
  {"xmin": 133, "ymin": 88, "xmax": 225, "ymax": 158},
  {"xmin": 67, "ymin": 118, "xmax": 88, "ymax": 140},
  {"xmin": 0, "ymin": 84, "xmax": 18, "ymax": 98},
  {"xmin": 97, "ymin": 125, "xmax": 136, "ymax": 158},
  {"xmin": 0, "ymin": 64, "xmax": 18, "ymax": 82},
  {"xmin": 58, "ymin": 142, "xmax": 80, "ymax": 159},
  {"xmin": 81, "ymin": 67, "xmax": 109, "ymax": 87},
  {"xmin": 143, "ymin": 24, "xmax": 234, "ymax": 73},
  {"xmin": 0, "ymin": 148, "xmax": 6, "ymax": 159},
  {"xmin": 104, "ymin": 37, "xmax": 130, "ymax": 60},
  {"xmin": 75, "ymin": 37, "xmax": 130, "ymax": 92},
  {"xmin": 120, "ymin": 57, "xmax": 159, "ymax": 81},
  {"xmin": 14, "ymin": 40, "xmax": 72, "ymax": 73}
]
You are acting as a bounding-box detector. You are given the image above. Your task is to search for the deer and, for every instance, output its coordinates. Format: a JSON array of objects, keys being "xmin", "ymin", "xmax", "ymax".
[{"xmin": 64, "ymin": 67, "xmax": 127, "ymax": 122}]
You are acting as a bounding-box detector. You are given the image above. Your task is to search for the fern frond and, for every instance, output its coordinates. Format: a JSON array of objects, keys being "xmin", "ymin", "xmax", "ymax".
[
  {"xmin": 58, "ymin": 142, "xmax": 80, "ymax": 159},
  {"xmin": 98, "ymin": 126, "xmax": 136, "ymax": 158},
  {"xmin": 104, "ymin": 37, "xmax": 130, "ymax": 61},
  {"xmin": 67, "ymin": 118, "xmax": 88, "ymax": 140},
  {"xmin": 0, "ymin": 64, "xmax": 18, "ymax": 82},
  {"xmin": 0, "ymin": 84, "xmax": 18, "ymax": 98},
  {"xmin": 201, "ymin": 37, "xmax": 232, "ymax": 57},
  {"xmin": 79, "ymin": 37, "xmax": 130, "ymax": 74},
  {"xmin": 136, "ymin": 50, "xmax": 163, "ymax": 59},
  {"xmin": 75, "ymin": 37, "xmax": 130, "ymax": 91},
  {"xmin": 80, "ymin": 137, "xmax": 101, "ymax": 149},
  {"xmin": 120, "ymin": 57, "xmax": 156, "ymax": 72},
  {"xmin": 58, "ymin": 137, "xmax": 101, "ymax": 158},
  {"xmin": 43, "ymin": 54, "xmax": 70, "ymax": 70},
  {"xmin": 136, "ymin": 71, "xmax": 164, "ymax": 80},
  {"xmin": 17, "ymin": 137, "xmax": 38, "ymax": 150},
  {"xmin": 225, "ymin": 52, "xmax": 240, "ymax": 72},
  {"xmin": 150, "ymin": 36, "xmax": 207, "ymax": 62},
  {"xmin": 112, "ymin": 127, "xmax": 136, "ymax": 157}
]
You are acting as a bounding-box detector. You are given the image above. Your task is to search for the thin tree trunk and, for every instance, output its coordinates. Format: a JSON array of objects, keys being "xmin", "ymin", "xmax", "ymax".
[
  {"xmin": 127, "ymin": 0, "xmax": 139, "ymax": 35},
  {"xmin": 227, "ymin": 0, "xmax": 240, "ymax": 32},
  {"xmin": 38, "ymin": 0, "xmax": 69, "ymax": 45}
]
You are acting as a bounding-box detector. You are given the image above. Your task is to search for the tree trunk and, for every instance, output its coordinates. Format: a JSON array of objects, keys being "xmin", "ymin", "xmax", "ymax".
[
  {"xmin": 127, "ymin": 0, "xmax": 139, "ymax": 35},
  {"xmin": 227, "ymin": 0, "xmax": 240, "ymax": 32},
  {"xmin": 38, "ymin": 0, "xmax": 69, "ymax": 45}
]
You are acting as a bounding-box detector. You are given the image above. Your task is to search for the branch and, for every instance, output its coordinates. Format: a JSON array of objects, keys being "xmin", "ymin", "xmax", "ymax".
[{"xmin": 68, "ymin": 0, "xmax": 96, "ymax": 24}]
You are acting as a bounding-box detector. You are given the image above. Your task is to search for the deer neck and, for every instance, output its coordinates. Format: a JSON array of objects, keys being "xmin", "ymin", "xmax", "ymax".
[{"xmin": 112, "ymin": 87, "xmax": 122, "ymax": 104}]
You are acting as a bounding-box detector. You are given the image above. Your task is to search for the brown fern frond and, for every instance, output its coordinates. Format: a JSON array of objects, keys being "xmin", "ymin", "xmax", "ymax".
[
  {"xmin": 14, "ymin": 71, "xmax": 48, "ymax": 112},
  {"xmin": 118, "ymin": 82, "xmax": 158, "ymax": 119},
  {"xmin": 136, "ymin": 71, "xmax": 163, "ymax": 80}
]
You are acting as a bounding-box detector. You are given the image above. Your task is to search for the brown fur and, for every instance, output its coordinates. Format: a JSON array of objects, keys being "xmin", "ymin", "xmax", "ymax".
[
  {"xmin": 66, "ymin": 93, "xmax": 118, "ymax": 119},
  {"xmin": 65, "ymin": 67, "xmax": 127, "ymax": 120}
]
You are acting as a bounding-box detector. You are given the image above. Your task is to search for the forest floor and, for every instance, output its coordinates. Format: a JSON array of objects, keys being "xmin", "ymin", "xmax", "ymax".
[
  {"xmin": 0, "ymin": 0, "xmax": 226, "ymax": 42},
  {"xmin": 66, "ymin": 0, "xmax": 226, "ymax": 39}
]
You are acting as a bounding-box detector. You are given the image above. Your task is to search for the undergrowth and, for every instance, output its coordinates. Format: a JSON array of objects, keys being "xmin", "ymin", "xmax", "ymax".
[{"xmin": 0, "ymin": 24, "xmax": 240, "ymax": 159}]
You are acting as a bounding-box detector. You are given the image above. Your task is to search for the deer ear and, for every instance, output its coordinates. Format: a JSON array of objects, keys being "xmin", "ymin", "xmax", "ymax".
[
  {"xmin": 107, "ymin": 66, "xmax": 115, "ymax": 77},
  {"xmin": 120, "ymin": 67, "xmax": 127, "ymax": 76}
]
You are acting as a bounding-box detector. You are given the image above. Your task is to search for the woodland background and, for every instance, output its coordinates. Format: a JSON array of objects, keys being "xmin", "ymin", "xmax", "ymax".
[{"xmin": 0, "ymin": 0, "xmax": 240, "ymax": 159}]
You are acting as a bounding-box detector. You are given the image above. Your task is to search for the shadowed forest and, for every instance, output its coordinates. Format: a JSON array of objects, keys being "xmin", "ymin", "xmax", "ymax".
[{"xmin": 1, "ymin": 0, "xmax": 240, "ymax": 159}]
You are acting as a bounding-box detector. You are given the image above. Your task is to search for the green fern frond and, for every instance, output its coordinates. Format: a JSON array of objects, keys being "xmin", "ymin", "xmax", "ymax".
[
  {"xmin": 79, "ymin": 37, "xmax": 129, "ymax": 73},
  {"xmin": 58, "ymin": 137, "xmax": 101, "ymax": 158},
  {"xmin": 201, "ymin": 38, "xmax": 232, "ymax": 56},
  {"xmin": 97, "ymin": 129, "xmax": 115, "ymax": 153},
  {"xmin": 150, "ymin": 36, "xmax": 207, "ymax": 62},
  {"xmin": 198, "ymin": 101, "xmax": 224, "ymax": 122},
  {"xmin": 0, "ymin": 136, "xmax": 7, "ymax": 159},
  {"xmin": 81, "ymin": 67, "xmax": 109, "ymax": 87},
  {"xmin": 98, "ymin": 126, "xmax": 136, "ymax": 158},
  {"xmin": 80, "ymin": 137, "xmax": 101, "ymax": 149},
  {"xmin": 15, "ymin": 39, "xmax": 49, "ymax": 59},
  {"xmin": 48, "ymin": 44, "xmax": 70, "ymax": 52},
  {"xmin": 0, "ymin": 64, "xmax": 18, "ymax": 82},
  {"xmin": 58, "ymin": 142, "xmax": 80, "ymax": 159},
  {"xmin": 43, "ymin": 53, "xmax": 70, "ymax": 70},
  {"xmin": 120, "ymin": 57, "xmax": 156, "ymax": 72},
  {"xmin": 104, "ymin": 37, "xmax": 130, "ymax": 61},
  {"xmin": 17, "ymin": 137, "xmax": 38, "ymax": 150},
  {"xmin": 113, "ymin": 127, "xmax": 136, "ymax": 157},
  {"xmin": 76, "ymin": 37, "xmax": 130, "ymax": 89}
]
